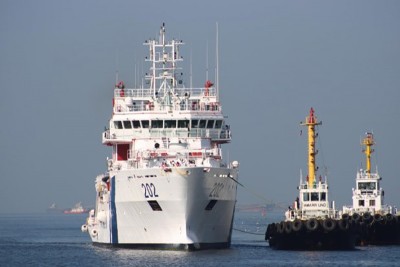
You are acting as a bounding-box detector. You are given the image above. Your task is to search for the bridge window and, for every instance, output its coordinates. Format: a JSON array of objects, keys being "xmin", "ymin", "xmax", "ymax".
[
  {"xmin": 303, "ymin": 193, "xmax": 309, "ymax": 201},
  {"xmin": 359, "ymin": 200, "xmax": 365, "ymax": 207},
  {"xmin": 311, "ymin": 192, "xmax": 319, "ymax": 201},
  {"xmin": 215, "ymin": 120, "xmax": 223, "ymax": 129},
  {"xmin": 141, "ymin": 120, "xmax": 150, "ymax": 128},
  {"xmin": 114, "ymin": 121, "xmax": 123, "ymax": 129},
  {"xmin": 132, "ymin": 120, "xmax": 141, "ymax": 129},
  {"xmin": 199, "ymin": 120, "xmax": 206, "ymax": 128},
  {"xmin": 191, "ymin": 120, "xmax": 199, "ymax": 128},
  {"xmin": 151, "ymin": 120, "xmax": 163, "ymax": 128},
  {"xmin": 178, "ymin": 120, "xmax": 189, "ymax": 128},
  {"xmin": 165, "ymin": 120, "xmax": 176, "ymax": 128},
  {"xmin": 123, "ymin": 121, "xmax": 132, "ymax": 129},
  {"xmin": 207, "ymin": 120, "xmax": 215, "ymax": 129},
  {"xmin": 358, "ymin": 182, "xmax": 376, "ymax": 190},
  {"xmin": 369, "ymin": 200, "xmax": 375, "ymax": 207},
  {"xmin": 320, "ymin": 192, "xmax": 326, "ymax": 201}
]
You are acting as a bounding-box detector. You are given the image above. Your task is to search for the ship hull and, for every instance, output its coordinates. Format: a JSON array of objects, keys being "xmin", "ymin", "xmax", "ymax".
[
  {"xmin": 87, "ymin": 167, "xmax": 238, "ymax": 250},
  {"xmin": 266, "ymin": 219, "xmax": 358, "ymax": 250}
]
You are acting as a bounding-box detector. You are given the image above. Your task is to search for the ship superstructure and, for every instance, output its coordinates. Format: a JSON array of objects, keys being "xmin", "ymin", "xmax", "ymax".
[
  {"xmin": 343, "ymin": 133, "xmax": 396, "ymax": 216},
  {"xmin": 82, "ymin": 24, "xmax": 239, "ymax": 250}
]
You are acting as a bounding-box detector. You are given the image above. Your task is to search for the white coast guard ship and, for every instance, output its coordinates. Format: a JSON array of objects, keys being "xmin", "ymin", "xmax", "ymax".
[
  {"xmin": 342, "ymin": 133, "xmax": 397, "ymax": 216},
  {"xmin": 81, "ymin": 24, "xmax": 239, "ymax": 250}
]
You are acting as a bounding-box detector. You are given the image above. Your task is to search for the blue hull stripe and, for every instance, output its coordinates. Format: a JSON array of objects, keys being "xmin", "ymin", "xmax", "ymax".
[{"xmin": 110, "ymin": 176, "xmax": 118, "ymax": 244}]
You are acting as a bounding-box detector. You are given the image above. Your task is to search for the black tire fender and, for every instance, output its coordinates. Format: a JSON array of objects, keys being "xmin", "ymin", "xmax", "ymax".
[
  {"xmin": 284, "ymin": 221, "xmax": 292, "ymax": 234},
  {"xmin": 292, "ymin": 219, "xmax": 303, "ymax": 232},
  {"xmin": 306, "ymin": 218, "xmax": 319, "ymax": 231},
  {"xmin": 338, "ymin": 219, "xmax": 350, "ymax": 231},
  {"xmin": 322, "ymin": 218, "xmax": 336, "ymax": 232}
]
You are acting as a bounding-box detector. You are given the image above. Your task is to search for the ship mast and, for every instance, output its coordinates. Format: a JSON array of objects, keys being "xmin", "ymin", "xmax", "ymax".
[
  {"xmin": 301, "ymin": 108, "xmax": 322, "ymax": 188},
  {"xmin": 145, "ymin": 23, "xmax": 183, "ymax": 100},
  {"xmin": 362, "ymin": 132, "xmax": 375, "ymax": 175}
]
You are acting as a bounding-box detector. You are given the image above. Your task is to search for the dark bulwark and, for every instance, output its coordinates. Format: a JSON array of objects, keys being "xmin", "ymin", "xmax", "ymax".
[{"xmin": 265, "ymin": 218, "xmax": 359, "ymax": 250}]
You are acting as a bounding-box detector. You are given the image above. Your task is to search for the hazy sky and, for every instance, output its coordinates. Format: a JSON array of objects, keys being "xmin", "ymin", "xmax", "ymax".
[{"xmin": 1, "ymin": 0, "xmax": 399, "ymax": 213}]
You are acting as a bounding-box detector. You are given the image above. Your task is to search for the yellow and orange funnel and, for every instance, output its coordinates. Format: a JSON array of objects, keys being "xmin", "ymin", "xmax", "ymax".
[{"xmin": 301, "ymin": 108, "xmax": 322, "ymax": 187}]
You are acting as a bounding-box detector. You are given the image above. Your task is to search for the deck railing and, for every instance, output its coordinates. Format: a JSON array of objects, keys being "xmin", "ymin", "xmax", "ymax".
[
  {"xmin": 103, "ymin": 128, "xmax": 231, "ymax": 142},
  {"xmin": 113, "ymin": 87, "xmax": 220, "ymax": 113},
  {"xmin": 114, "ymin": 87, "xmax": 217, "ymax": 98}
]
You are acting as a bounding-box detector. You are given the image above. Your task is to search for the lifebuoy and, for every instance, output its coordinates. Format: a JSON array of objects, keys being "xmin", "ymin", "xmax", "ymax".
[
  {"xmin": 306, "ymin": 218, "xmax": 319, "ymax": 231},
  {"xmin": 292, "ymin": 219, "xmax": 303, "ymax": 232},
  {"xmin": 322, "ymin": 218, "xmax": 336, "ymax": 232}
]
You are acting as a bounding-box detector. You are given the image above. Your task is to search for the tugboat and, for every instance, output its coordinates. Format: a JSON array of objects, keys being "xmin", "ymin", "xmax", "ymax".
[
  {"xmin": 342, "ymin": 132, "xmax": 399, "ymax": 245},
  {"xmin": 81, "ymin": 24, "xmax": 239, "ymax": 250},
  {"xmin": 265, "ymin": 108, "xmax": 358, "ymax": 250}
]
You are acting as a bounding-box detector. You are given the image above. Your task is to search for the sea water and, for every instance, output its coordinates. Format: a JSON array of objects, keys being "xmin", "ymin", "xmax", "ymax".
[{"xmin": 0, "ymin": 211, "xmax": 399, "ymax": 267}]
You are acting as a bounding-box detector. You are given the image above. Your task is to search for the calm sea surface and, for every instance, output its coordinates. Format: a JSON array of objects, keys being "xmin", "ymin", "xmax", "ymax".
[{"xmin": 1, "ymin": 211, "xmax": 399, "ymax": 267}]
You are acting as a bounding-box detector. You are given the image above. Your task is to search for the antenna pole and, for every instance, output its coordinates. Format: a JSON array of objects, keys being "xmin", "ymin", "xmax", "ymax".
[
  {"xmin": 115, "ymin": 49, "xmax": 119, "ymax": 85},
  {"xmin": 216, "ymin": 22, "xmax": 219, "ymax": 101},
  {"xmin": 190, "ymin": 50, "xmax": 193, "ymax": 88},
  {"xmin": 206, "ymin": 41, "xmax": 209, "ymax": 81}
]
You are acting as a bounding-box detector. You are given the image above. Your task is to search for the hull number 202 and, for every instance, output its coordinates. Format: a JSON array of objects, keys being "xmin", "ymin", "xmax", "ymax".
[
  {"xmin": 142, "ymin": 183, "xmax": 159, "ymax": 198},
  {"xmin": 209, "ymin": 182, "xmax": 224, "ymax": 198}
]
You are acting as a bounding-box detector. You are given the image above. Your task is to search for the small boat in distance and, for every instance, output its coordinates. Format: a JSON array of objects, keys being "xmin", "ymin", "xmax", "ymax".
[
  {"xmin": 342, "ymin": 132, "xmax": 400, "ymax": 245},
  {"xmin": 265, "ymin": 108, "xmax": 358, "ymax": 250},
  {"xmin": 64, "ymin": 202, "xmax": 88, "ymax": 214}
]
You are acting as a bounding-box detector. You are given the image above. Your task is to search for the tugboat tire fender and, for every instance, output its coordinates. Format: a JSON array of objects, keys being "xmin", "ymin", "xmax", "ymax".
[
  {"xmin": 323, "ymin": 218, "xmax": 336, "ymax": 231},
  {"xmin": 362, "ymin": 212, "xmax": 372, "ymax": 223},
  {"xmin": 385, "ymin": 213, "xmax": 394, "ymax": 223},
  {"xmin": 265, "ymin": 224, "xmax": 272, "ymax": 240},
  {"xmin": 373, "ymin": 213, "xmax": 383, "ymax": 222},
  {"xmin": 352, "ymin": 213, "xmax": 361, "ymax": 223},
  {"xmin": 306, "ymin": 218, "xmax": 319, "ymax": 231},
  {"xmin": 284, "ymin": 221, "xmax": 292, "ymax": 234},
  {"xmin": 266, "ymin": 223, "xmax": 276, "ymax": 239},
  {"xmin": 338, "ymin": 219, "xmax": 350, "ymax": 230},
  {"xmin": 342, "ymin": 213, "xmax": 350, "ymax": 221},
  {"xmin": 292, "ymin": 219, "xmax": 303, "ymax": 232},
  {"xmin": 276, "ymin": 221, "xmax": 285, "ymax": 234}
]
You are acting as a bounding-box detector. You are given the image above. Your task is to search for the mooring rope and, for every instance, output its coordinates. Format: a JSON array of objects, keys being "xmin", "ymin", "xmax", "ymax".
[
  {"xmin": 233, "ymin": 227, "xmax": 265, "ymax": 236},
  {"xmin": 228, "ymin": 176, "xmax": 270, "ymax": 203}
]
